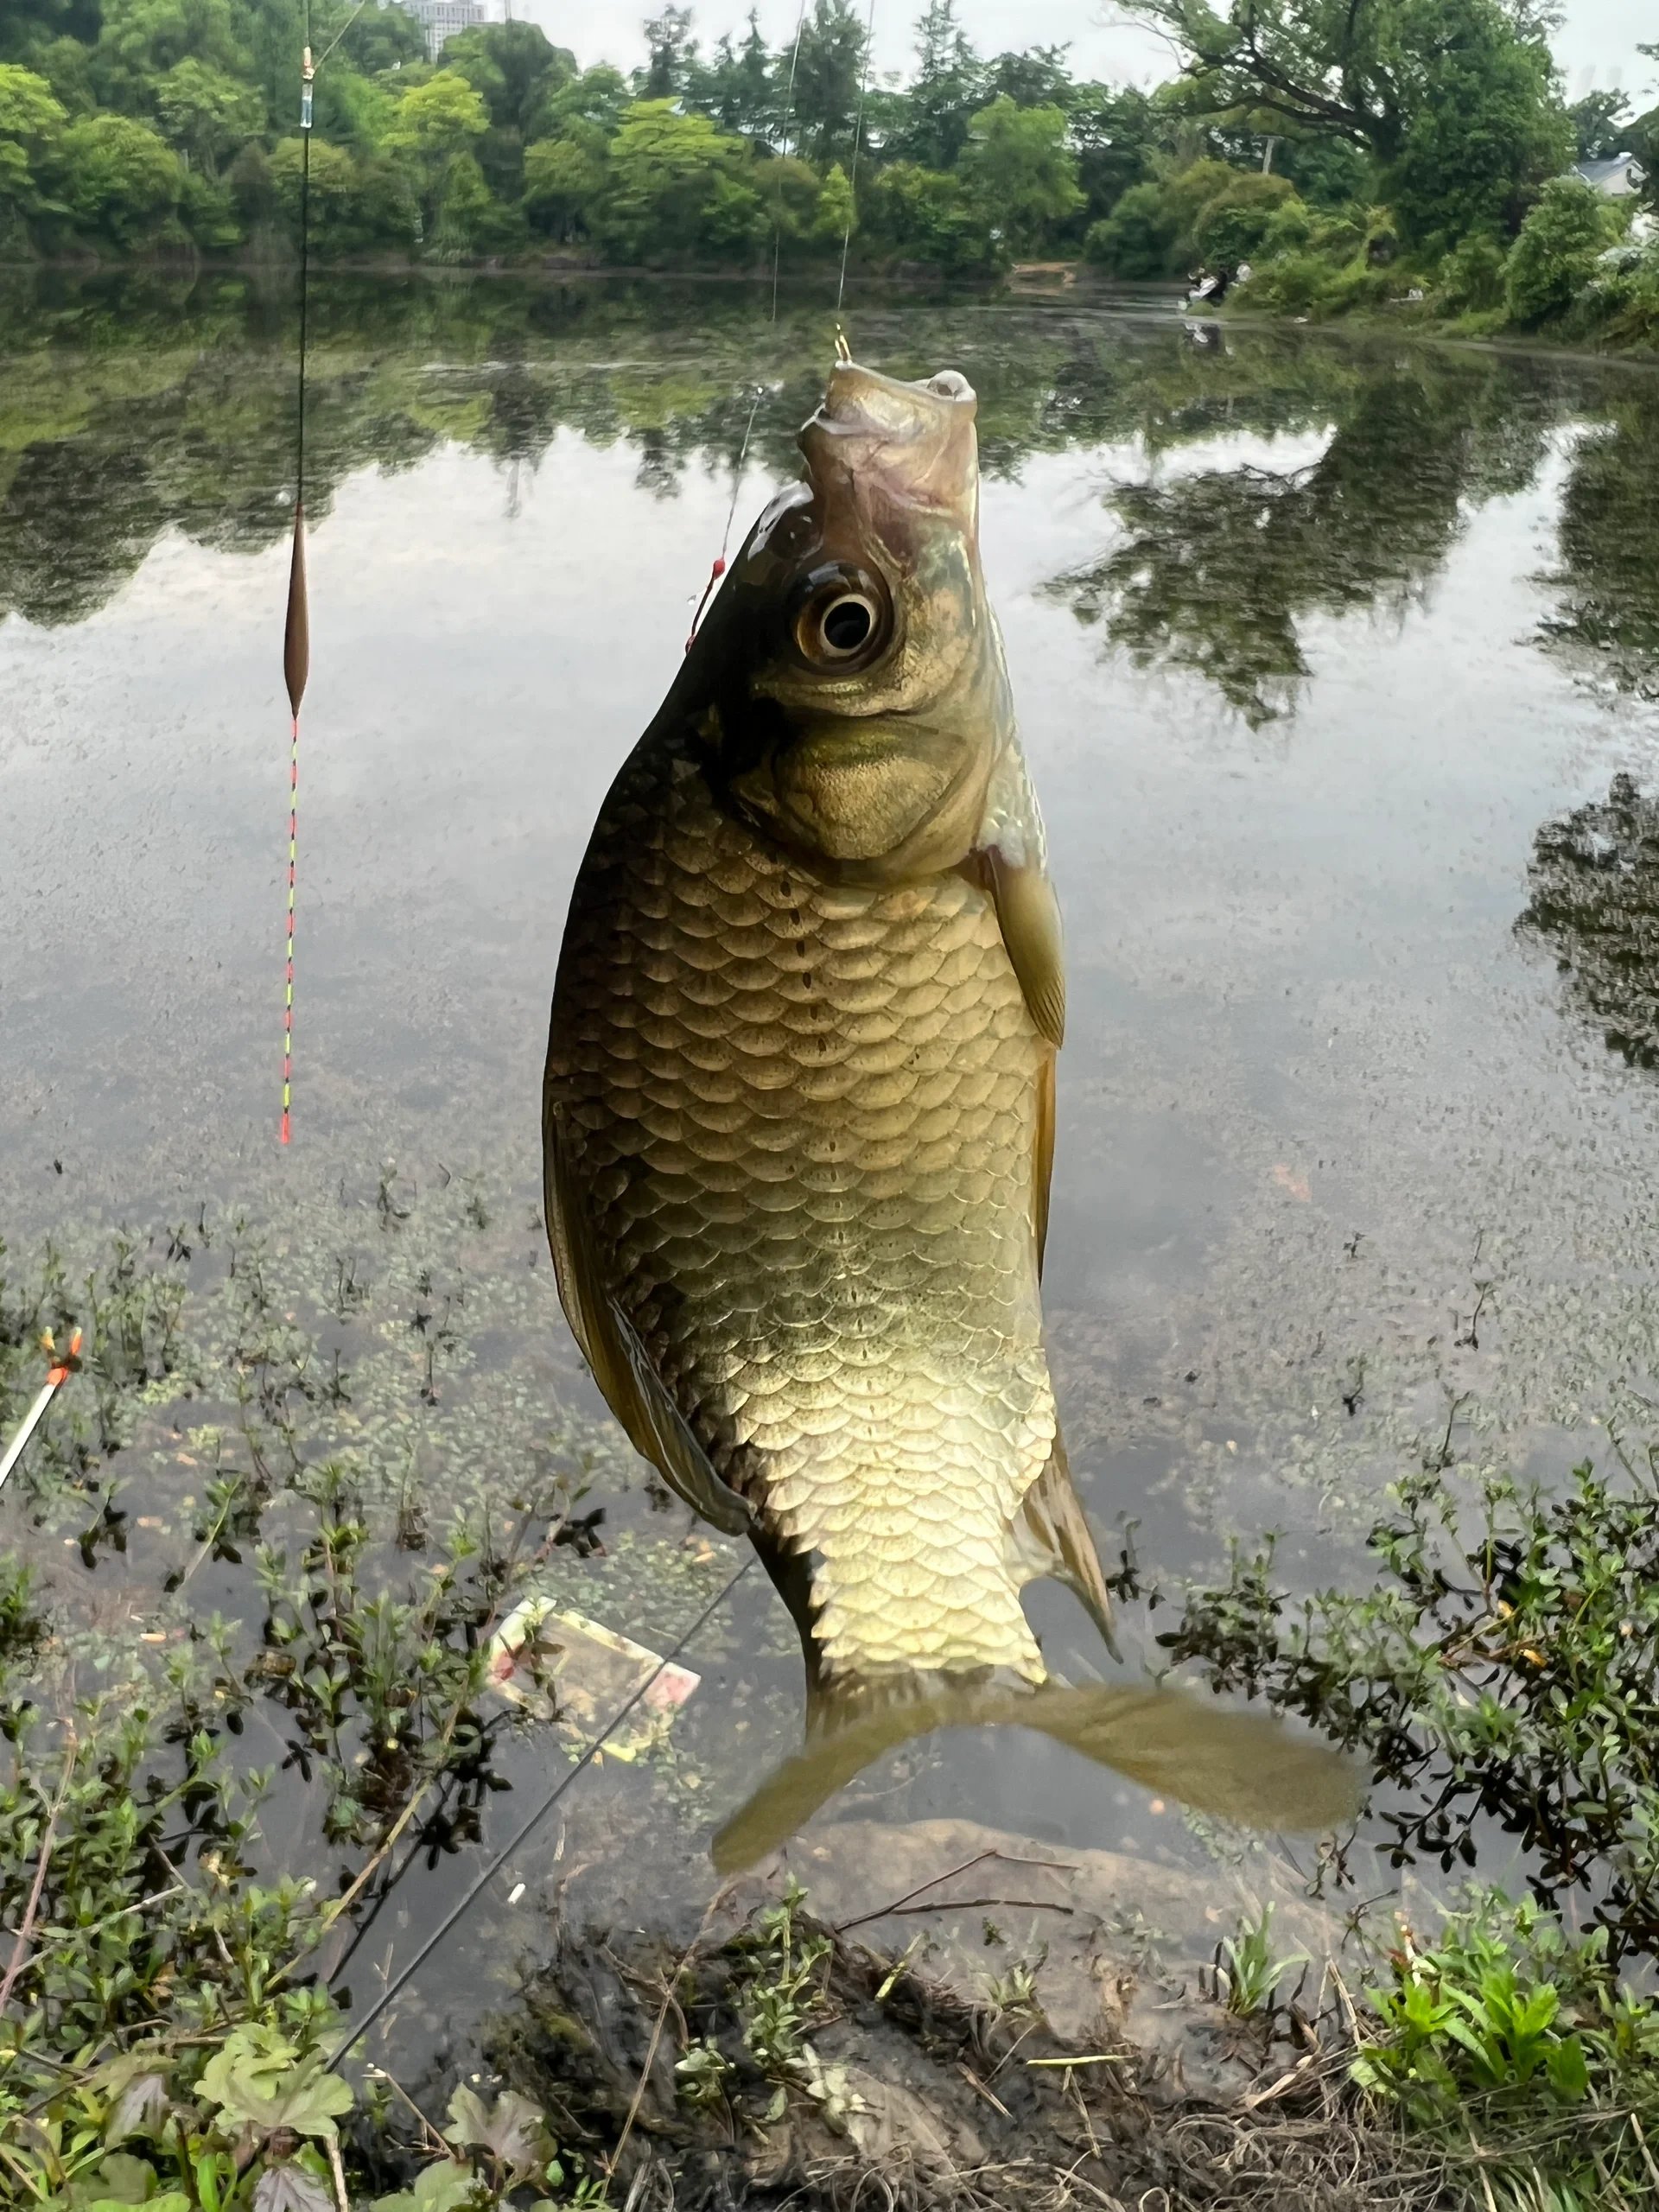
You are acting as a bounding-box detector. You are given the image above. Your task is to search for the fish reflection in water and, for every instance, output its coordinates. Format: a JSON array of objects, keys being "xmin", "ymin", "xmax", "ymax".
[{"xmin": 543, "ymin": 351, "xmax": 1356, "ymax": 1867}]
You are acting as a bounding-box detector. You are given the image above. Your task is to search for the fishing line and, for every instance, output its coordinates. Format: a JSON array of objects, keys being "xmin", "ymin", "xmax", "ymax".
[
  {"xmin": 326, "ymin": 1556, "xmax": 753, "ymax": 2073},
  {"xmin": 769, "ymin": 0, "xmax": 810, "ymax": 326},
  {"xmin": 685, "ymin": 382, "xmax": 765, "ymax": 652},
  {"xmin": 836, "ymin": 0, "xmax": 877, "ymax": 313},
  {"xmin": 280, "ymin": 10, "xmax": 315, "ymax": 1146}
]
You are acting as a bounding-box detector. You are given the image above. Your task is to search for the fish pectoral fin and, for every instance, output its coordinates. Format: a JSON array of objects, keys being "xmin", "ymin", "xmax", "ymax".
[
  {"xmin": 1020, "ymin": 1433, "xmax": 1118, "ymax": 1657},
  {"xmin": 982, "ymin": 846, "xmax": 1065, "ymax": 1049},
  {"xmin": 543, "ymin": 1109, "xmax": 752, "ymax": 1538},
  {"xmin": 1021, "ymin": 1683, "xmax": 1362, "ymax": 1834}
]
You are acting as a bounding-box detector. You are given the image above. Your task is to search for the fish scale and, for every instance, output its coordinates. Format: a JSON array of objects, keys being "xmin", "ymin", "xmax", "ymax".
[{"xmin": 548, "ymin": 721, "xmax": 1054, "ymax": 1684}]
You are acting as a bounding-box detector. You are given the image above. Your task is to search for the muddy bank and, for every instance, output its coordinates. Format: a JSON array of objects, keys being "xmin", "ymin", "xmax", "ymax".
[{"xmin": 438, "ymin": 1828, "xmax": 1433, "ymax": 2212}]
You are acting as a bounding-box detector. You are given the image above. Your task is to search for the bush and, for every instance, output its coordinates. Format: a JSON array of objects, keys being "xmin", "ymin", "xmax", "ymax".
[
  {"xmin": 1506, "ymin": 175, "xmax": 1611, "ymax": 325},
  {"xmin": 864, "ymin": 161, "xmax": 999, "ymax": 276},
  {"xmin": 1192, "ymin": 171, "xmax": 1298, "ymax": 264},
  {"xmin": 1084, "ymin": 178, "xmax": 1177, "ymax": 275},
  {"xmin": 59, "ymin": 112, "xmax": 181, "ymax": 250},
  {"xmin": 1439, "ymin": 230, "xmax": 1508, "ymax": 311}
]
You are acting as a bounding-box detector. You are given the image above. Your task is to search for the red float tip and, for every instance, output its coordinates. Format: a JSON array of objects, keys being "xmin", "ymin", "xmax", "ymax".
[
  {"xmin": 280, "ymin": 1111, "xmax": 290, "ymax": 1145},
  {"xmin": 712, "ymin": 556, "xmax": 727, "ymax": 577}
]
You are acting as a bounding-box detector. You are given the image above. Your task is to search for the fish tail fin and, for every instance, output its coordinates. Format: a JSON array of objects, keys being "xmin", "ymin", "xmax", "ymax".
[
  {"xmin": 709, "ymin": 1675, "xmax": 1359, "ymax": 1875},
  {"xmin": 1020, "ymin": 1433, "xmax": 1120, "ymax": 1659}
]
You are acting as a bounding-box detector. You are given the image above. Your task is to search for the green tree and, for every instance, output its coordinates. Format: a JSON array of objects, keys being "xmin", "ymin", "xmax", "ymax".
[
  {"xmin": 1084, "ymin": 177, "xmax": 1179, "ymax": 274},
  {"xmin": 433, "ymin": 145, "xmax": 518, "ymax": 256},
  {"xmin": 1567, "ymin": 89, "xmax": 1631, "ymax": 162},
  {"xmin": 961, "ymin": 95, "xmax": 1082, "ymax": 254},
  {"xmin": 1116, "ymin": 0, "xmax": 1564, "ymax": 179},
  {"xmin": 688, "ymin": 10, "xmax": 773, "ymax": 138},
  {"xmin": 864, "ymin": 158, "xmax": 995, "ymax": 272},
  {"xmin": 984, "ymin": 44, "xmax": 1072, "ymax": 110},
  {"xmin": 338, "ymin": 3, "xmax": 428, "ymax": 76},
  {"xmin": 1192, "ymin": 169, "xmax": 1297, "ymax": 261},
  {"xmin": 0, "ymin": 0, "xmax": 101, "ymax": 61},
  {"xmin": 153, "ymin": 55, "xmax": 263, "ymax": 175},
  {"xmin": 788, "ymin": 0, "xmax": 867, "ymax": 165},
  {"xmin": 60, "ymin": 110, "xmax": 181, "ymax": 244},
  {"xmin": 887, "ymin": 0, "xmax": 982, "ymax": 168},
  {"xmin": 1504, "ymin": 174, "xmax": 1610, "ymax": 323},
  {"xmin": 811, "ymin": 156, "xmax": 855, "ymax": 246},
  {"xmin": 442, "ymin": 20, "xmax": 575, "ymax": 137},
  {"xmin": 640, "ymin": 4, "xmax": 696, "ymax": 99},
  {"xmin": 594, "ymin": 97, "xmax": 753, "ymax": 262},
  {"xmin": 93, "ymin": 0, "xmax": 242, "ymax": 107},
  {"xmin": 523, "ymin": 128, "xmax": 606, "ymax": 239},
  {"xmin": 1380, "ymin": 7, "xmax": 1572, "ymax": 247},
  {"xmin": 0, "ymin": 62, "xmax": 67, "ymax": 221},
  {"xmin": 384, "ymin": 68, "xmax": 489, "ymax": 224},
  {"xmin": 1069, "ymin": 80, "xmax": 1164, "ymax": 223},
  {"xmin": 534, "ymin": 63, "xmax": 630, "ymax": 141}
]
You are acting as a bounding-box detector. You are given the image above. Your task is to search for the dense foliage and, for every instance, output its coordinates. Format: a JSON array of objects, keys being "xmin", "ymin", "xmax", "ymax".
[{"xmin": 2, "ymin": 0, "xmax": 1653, "ymax": 334}]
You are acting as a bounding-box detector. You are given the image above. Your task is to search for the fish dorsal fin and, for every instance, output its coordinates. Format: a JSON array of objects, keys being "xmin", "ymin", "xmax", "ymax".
[{"xmin": 543, "ymin": 1109, "xmax": 752, "ymax": 1537}]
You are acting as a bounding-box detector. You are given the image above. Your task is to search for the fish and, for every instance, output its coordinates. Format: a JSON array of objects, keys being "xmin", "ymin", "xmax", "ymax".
[{"xmin": 543, "ymin": 350, "xmax": 1357, "ymax": 1869}]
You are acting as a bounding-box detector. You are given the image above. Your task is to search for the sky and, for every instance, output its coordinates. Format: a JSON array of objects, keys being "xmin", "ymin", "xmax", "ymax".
[{"xmin": 500, "ymin": 0, "xmax": 1657, "ymax": 106}]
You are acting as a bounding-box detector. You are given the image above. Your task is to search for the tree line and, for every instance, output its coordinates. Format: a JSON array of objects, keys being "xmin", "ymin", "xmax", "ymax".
[{"xmin": 0, "ymin": 0, "xmax": 1655, "ymax": 331}]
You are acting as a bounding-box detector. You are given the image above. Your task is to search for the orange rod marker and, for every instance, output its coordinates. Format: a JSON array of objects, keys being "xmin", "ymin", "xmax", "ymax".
[{"xmin": 0, "ymin": 1328, "xmax": 83, "ymax": 1497}]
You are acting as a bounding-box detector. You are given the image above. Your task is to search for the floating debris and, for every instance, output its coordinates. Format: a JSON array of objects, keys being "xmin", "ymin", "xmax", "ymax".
[{"xmin": 487, "ymin": 1595, "xmax": 701, "ymax": 1760}]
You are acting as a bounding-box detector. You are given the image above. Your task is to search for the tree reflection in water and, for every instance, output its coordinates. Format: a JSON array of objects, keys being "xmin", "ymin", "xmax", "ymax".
[
  {"xmin": 1520, "ymin": 773, "xmax": 1659, "ymax": 1073},
  {"xmin": 0, "ymin": 270, "xmax": 1654, "ymax": 727}
]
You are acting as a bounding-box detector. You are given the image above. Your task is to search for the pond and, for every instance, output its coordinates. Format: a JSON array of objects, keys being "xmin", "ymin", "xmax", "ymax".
[{"xmin": 3, "ymin": 267, "xmax": 1658, "ymax": 2083}]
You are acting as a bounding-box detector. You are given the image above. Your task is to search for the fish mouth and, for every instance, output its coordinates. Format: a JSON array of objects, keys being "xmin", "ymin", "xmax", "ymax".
[{"xmin": 799, "ymin": 357, "xmax": 980, "ymax": 531}]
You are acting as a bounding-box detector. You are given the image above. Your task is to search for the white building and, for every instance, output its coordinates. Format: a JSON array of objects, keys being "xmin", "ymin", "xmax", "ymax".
[
  {"xmin": 1572, "ymin": 153, "xmax": 1649, "ymax": 198},
  {"xmin": 400, "ymin": 0, "xmax": 486, "ymax": 57}
]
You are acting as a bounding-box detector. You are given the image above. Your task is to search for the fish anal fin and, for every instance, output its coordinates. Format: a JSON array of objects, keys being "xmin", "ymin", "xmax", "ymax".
[
  {"xmin": 983, "ymin": 846, "xmax": 1065, "ymax": 1049},
  {"xmin": 1020, "ymin": 1433, "xmax": 1118, "ymax": 1657},
  {"xmin": 543, "ymin": 1109, "xmax": 751, "ymax": 1537}
]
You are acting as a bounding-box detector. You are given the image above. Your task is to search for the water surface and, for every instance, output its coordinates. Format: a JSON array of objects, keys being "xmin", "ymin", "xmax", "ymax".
[{"xmin": 3, "ymin": 268, "xmax": 1659, "ymax": 2050}]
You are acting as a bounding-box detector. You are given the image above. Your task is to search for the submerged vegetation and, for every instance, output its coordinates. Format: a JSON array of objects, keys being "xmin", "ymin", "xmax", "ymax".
[
  {"xmin": 7, "ymin": 1172, "xmax": 1659, "ymax": 2205},
  {"xmin": 0, "ymin": 0, "xmax": 1655, "ymax": 346}
]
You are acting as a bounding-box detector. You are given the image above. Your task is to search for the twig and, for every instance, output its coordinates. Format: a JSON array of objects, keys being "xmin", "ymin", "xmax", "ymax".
[
  {"xmin": 609, "ymin": 1892, "xmax": 731, "ymax": 2179},
  {"xmin": 366, "ymin": 2044, "xmax": 451, "ymax": 2150},
  {"xmin": 0, "ymin": 1732, "xmax": 76, "ymax": 2012},
  {"xmin": 832, "ymin": 1850, "xmax": 1076, "ymax": 1935},
  {"xmin": 327, "ymin": 2127, "xmax": 350, "ymax": 2212}
]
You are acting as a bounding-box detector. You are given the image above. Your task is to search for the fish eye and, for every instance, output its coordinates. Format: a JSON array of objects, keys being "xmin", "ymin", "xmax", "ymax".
[{"xmin": 790, "ymin": 564, "xmax": 892, "ymax": 670}]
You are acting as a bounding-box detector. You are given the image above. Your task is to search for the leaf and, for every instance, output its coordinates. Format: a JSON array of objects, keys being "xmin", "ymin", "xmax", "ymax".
[
  {"xmin": 199, "ymin": 2026, "xmax": 297, "ymax": 2113},
  {"xmin": 69, "ymin": 2154, "xmax": 167, "ymax": 2206},
  {"xmin": 77, "ymin": 2200, "xmax": 190, "ymax": 2212},
  {"xmin": 199, "ymin": 2031, "xmax": 354, "ymax": 2144},
  {"xmin": 252, "ymin": 2163, "xmax": 335, "ymax": 2212},
  {"xmin": 371, "ymin": 2159, "xmax": 481, "ymax": 2212},
  {"xmin": 444, "ymin": 2087, "xmax": 550, "ymax": 2176}
]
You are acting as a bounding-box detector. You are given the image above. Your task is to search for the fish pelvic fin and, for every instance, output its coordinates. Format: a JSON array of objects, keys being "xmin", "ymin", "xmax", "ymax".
[
  {"xmin": 543, "ymin": 1108, "xmax": 752, "ymax": 1538},
  {"xmin": 710, "ymin": 1673, "xmax": 1361, "ymax": 1874},
  {"xmin": 1020, "ymin": 1433, "xmax": 1120, "ymax": 1660}
]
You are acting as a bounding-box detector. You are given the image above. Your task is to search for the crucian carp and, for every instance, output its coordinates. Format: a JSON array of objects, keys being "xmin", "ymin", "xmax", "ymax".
[{"xmin": 543, "ymin": 348, "xmax": 1355, "ymax": 1867}]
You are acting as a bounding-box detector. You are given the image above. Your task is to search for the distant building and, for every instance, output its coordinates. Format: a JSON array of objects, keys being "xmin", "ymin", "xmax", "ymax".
[
  {"xmin": 400, "ymin": 0, "xmax": 485, "ymax": 56},
  {"xmin": 1572, "ymin": 153, "xmax": 1648, "ymax": 198}
]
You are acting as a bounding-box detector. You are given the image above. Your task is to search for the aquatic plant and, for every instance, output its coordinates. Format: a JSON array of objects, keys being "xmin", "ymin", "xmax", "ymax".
[{"xmin": 1159, "ymin": 1448, "xmax": 1659, "ymax": 1963}]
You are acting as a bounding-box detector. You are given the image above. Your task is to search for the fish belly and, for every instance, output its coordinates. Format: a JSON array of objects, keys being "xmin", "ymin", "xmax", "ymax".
[{"xmin": 550, "ymin": 734, "xmax": 1054, "ymax": 1683}]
